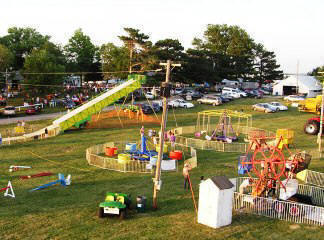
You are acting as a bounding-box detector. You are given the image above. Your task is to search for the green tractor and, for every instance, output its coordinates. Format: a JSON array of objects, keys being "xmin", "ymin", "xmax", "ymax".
[{"xmin": 98, "ymin": 192, "xmax": 131, "ymax": 219}]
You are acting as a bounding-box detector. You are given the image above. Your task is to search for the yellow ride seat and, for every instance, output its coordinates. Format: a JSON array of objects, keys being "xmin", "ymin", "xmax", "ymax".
[
  {"xmin": 116, "ymin": 196, "xmax": 125, "ymax": 204},
  {"xmin": 105, "ymin": 195, "xmax": 115, "ymax": 202}
]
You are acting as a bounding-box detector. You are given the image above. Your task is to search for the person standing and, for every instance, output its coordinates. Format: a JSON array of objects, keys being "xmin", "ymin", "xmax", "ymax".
[{"xmin": 183, "ymin": 163, "xmax": 192, "ymax": 190}]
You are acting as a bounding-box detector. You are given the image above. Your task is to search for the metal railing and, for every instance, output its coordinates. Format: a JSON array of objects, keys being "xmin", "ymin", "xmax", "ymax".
[{"xmin": 232, "ymin": 177, "xmax": 324, "ymax": 226}]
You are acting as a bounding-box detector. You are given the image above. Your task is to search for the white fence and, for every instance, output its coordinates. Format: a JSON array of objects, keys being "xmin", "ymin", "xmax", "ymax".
[
  {"xmin": 303, "ymin": 170, "xmax": 324, "ymax": 188},
  {"xmin": 232, "ymin": 177, "xmax": 324, "ymax": 226}
]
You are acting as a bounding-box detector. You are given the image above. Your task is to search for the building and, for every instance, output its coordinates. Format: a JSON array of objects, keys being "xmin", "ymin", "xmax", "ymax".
[
  {"xmin": 272, "ymin": 76, "xmax": 322, "ymax": 97},
  {"xmin": 198, "ymin": 176, "xmax": 234, "ymax": 229}
]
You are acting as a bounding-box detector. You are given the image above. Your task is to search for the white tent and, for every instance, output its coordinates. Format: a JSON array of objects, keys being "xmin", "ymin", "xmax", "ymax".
[{"xmin": 272, "ymin": 76, "xmax": 322, "ymax": 97}]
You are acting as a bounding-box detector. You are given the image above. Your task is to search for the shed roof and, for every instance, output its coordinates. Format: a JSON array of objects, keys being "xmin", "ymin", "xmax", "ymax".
[{"xmin": 210, "ymin": 176, "xmax": 234, "ymax": 190}]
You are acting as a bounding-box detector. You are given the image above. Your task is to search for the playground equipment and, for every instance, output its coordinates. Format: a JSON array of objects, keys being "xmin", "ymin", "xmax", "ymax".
[
  {"xmin": 98, "ymin": 192, "xmax": 132, "ymax": 219},
  {"xmin": 298, "ymin": 95, "xmax": 322, "ymax": 114},
  {"xmin": 20, "ymin": 172, "xmax": 53, "ymax": 180},
  {"xmin": 0, "ymin": 181, "xmax": 15, "ymax": 198},
  {"xmin": 29, "ymin": 173, "xmax": 71, "ymax": 191},
  {"xmin": 240, "ymin": 135, "xmax": 310, "ymax": 198},
  {"xmin": 9, "ymin": 165, "xmax": 32, "ymax": 172},
  {"xmin": 195, "ymin": 110, "xmax": 252, "ymax": 142}
]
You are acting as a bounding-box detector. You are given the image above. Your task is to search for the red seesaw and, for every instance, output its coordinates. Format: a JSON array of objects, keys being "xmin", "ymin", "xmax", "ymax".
[
  {"xmin": 0, "ymin": 181, "xmax": 15, "ymax": 198},
  {"xmin": 20, "ymin": 172, "xmax": 53, "ymax": 180}
]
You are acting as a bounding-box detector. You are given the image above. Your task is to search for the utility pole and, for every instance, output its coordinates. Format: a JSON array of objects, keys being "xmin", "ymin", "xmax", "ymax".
[{"xmin": 153, "ymin": 60, "xmax": 181, "ymax": 209}]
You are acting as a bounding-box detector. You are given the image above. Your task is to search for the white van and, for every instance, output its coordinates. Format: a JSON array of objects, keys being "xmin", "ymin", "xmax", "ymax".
[{"xmin": 222, "ymin": 87, "xmax": 247, "ymax": 98}]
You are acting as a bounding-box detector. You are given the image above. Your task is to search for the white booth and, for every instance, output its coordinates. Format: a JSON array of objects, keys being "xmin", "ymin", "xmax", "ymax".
[{"xmin": 198, "ymin": 176, "xmax": 234, "ymax": 229}]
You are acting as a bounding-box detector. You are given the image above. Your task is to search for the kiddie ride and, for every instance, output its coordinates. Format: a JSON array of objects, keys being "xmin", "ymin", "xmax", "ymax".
[
  {"xmin": 195, "ymin": 110, "xmax": 252, "ymax": 143},
  {"xmin": 98, "ymin": 192, "xmax": 132, "ymax": 219},
  {"xmin": 239, "ymin": 133, "xmax": 313, "ymax": 216},
  {"xmin": 105, "ymin": 130, "xmax": 183, "ymax": 166}
]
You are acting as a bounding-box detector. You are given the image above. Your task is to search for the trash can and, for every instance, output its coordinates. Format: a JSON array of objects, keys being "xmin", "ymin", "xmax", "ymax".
[{"xmin": 136, "ymin": 195, "xmax": 147, "ymax": 213}]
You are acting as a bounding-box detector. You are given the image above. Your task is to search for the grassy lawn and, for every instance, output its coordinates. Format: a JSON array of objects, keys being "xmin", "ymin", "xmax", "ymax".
[{"xmin": 0, "ymin": 98, "xmax": 323, "ymax": 240}]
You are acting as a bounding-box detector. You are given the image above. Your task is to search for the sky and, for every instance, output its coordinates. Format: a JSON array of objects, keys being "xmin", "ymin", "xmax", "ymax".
[{"xmin": 1, "ymin": 0, "xmax": 323, "ymax": 74}]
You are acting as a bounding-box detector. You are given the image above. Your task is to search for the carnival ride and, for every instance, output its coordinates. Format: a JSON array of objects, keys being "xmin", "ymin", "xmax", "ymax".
[
  {"xmin": 53, "ymin": 74, "xmax": 146, "ymax": 131},
  {"xmin": 195, "ymin": 110, "xmax": 252, "ymax": 142},
  {"xmin": 239, "ymin": 131, "xmax": 311, "ymax": 199},
  {"xmin": 1, "ymin": 75, "xmax": 149, "ymax": 144}
]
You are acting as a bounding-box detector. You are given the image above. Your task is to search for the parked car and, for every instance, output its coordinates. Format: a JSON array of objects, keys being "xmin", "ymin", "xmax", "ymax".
[
  {"xmin": 259, "ymin": 88, "xmax": 271, "ymax": 95},
  {"xmin": 283, "ymin": 95, "xmax": 305, "ymax": 102},
  {"xmin": 219, "ymin": 95, "xmax": 231, "ymax": 103},
  {"xmin": 267, "ymin": 102, "xmax": 288, "ymax": 111},
  {"xmin": 174, "ymin": 88, "xmax": 184, "ymax": 95},
  {"xmin": 26, "ymin": 106, "xmax": 42, "ymax": 115},
  {"xmin": 197, "ymin": 96, "xmax": 222, "ymax": 106},
  {"xmin": 0, "ymin": 96, "xmax": 6, "ymax": 106},
  {"xmin": 173, "ymin": 99, "xmax": 194, "ymax": 108},
  {"xmin": 222, "ymin": 87, "xmax": 242, "ymax": 98},
  {"xmin": 135, "ymin": 103, "xmax": 154, "ymax": 114},
  {"xmin": 221, "ymin": 93, "xmax": 234, "ymax": 100},
  {"xmin": 251, "ymin": 89, "xmax": 263, "ymax": 99},
  {"xmin": 144, "ymin": 92, "xmax": 155, "ymax": 100},
  {"xmin": 151, "ymin": 103, "xmax": 161, "ymax": 112},
  {"xmin": 191, "ymin": 91, "xmax": 203, "ymax": 99},
  {"xmin": 168, "ymin": 99, "xmax": 181, "ymax": 108},
  {"xmin": 64, "ymin": 100, "xmax": 76, "ymax": 109},
  {"xmin": 252, "ymin": 103, "xmax": 277, "ymax": 113},
  {"xmin": 2, "ymin": 106, "xmax": 16, "ymax": 116}
]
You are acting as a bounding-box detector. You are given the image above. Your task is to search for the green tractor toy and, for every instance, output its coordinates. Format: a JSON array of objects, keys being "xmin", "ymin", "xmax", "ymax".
[{"xmin": 98, "ymin": 192, "xmax": 131, "ymax": 219}]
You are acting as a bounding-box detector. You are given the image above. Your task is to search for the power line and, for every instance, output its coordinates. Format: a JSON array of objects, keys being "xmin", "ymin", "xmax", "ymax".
[{"xmin": 0, "ymin": 69, "xmax": 163, "ymax": 75}]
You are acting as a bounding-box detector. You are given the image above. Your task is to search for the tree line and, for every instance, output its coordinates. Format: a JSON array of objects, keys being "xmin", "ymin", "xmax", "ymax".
[{"xmin": 0, "ymin": 24, "xmax": 284, "ymax": 87}]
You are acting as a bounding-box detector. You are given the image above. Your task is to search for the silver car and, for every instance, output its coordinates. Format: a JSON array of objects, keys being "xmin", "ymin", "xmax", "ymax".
[
  {"xmin": 252, "ymin": 103, "xmax": 277, "ymax": 113},
  {"xmin": 197, "ymin": 96, "xmax": 222, "ymax": 106}
]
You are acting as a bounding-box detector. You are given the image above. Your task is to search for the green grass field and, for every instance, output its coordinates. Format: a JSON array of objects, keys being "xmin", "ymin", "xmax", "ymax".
[{"xmin": 0, "ymin": 98, "xmax": 323, "ymax": 240}]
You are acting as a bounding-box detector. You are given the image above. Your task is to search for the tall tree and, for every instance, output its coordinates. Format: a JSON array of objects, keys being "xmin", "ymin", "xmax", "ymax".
[
  {"xmin": 118, "ymin": 28, "xmax": 155, "ymax": 72},
  {"xmin": 152, "ymin": 39, "xmax": 186, "ymax": 82},
  {"xmin": 64, "ymin": 29, "xmax": 98, "ymax": 74},
  {"xmin": 0, "ymin": 27, "xmax": 50, "ymax": 69},
  {"xmin": 23, "ymin": 45, "xmax": 65, "ymax": 93},
  {"xmin": 190, "ymin": 24, "xmax": 256, "ymax": 83},
  {"xmin": 308, "ymin": 65, "xmax": 324, "ymax": 82},
  {"xmin": 253, "ymin": 43, "xmax": 283, "ymax": 84},
  {"xmin": 100, "ymin": 43, "xmax": 129, "ymax": 79},
  {"xmin": 0, "ymin": 44, "xmax": 13, "ymax": 71}
]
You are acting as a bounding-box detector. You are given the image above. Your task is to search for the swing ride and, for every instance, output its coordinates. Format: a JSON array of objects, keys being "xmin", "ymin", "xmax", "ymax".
[{"xmin": 195, "ymin": 110, "xmax": 252, "ymax": 142}]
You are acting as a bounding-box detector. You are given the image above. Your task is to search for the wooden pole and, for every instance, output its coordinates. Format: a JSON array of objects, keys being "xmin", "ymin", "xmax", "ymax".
[
  {"xmin": 188, "ymin": 173, "xmax": 198, "ymax": 215},
  {"xmin": 153, "ymin": 60, "xmax": 180, "ymax": 209}
]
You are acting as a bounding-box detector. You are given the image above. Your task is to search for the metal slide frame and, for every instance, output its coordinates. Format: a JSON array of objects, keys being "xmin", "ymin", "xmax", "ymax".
[{"xmin": 53, "ymin": 75, "xmax": 145, "ymax": 131}]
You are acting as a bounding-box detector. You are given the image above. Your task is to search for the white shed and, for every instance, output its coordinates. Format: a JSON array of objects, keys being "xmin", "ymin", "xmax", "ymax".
[
  {"xmin": 272, "ymin": 76, "xmax": 322, "ymax": 97},
  {"xmin": 198, "ymin": 176, "xmax": 234, "ymax": 229}
]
